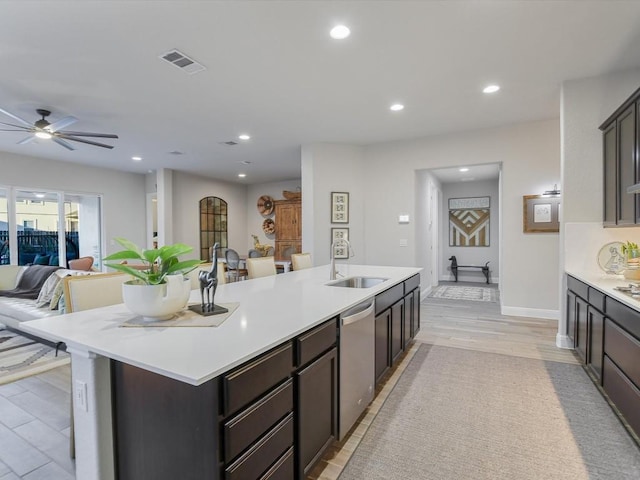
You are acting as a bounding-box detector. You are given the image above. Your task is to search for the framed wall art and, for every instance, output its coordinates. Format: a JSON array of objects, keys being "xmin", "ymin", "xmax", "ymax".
[
  {"xmin": 448, "ymin": 197, "xmax": 490, "ymax": 247},
  {"xmin": 331, "ymin": 227, "xmax": 349, "ymax": 259},
  {"xmin": 523, "ymin": 194, "xmax": 561, "ymax": 233},
  {"xmin": 331, "ymin": 192, "xmax": 349, "ymax": 224}
]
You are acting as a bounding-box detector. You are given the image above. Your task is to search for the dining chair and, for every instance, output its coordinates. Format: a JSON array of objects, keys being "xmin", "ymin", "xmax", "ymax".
[
  {"xmin": 225, "ymin": 248, "xmax": 248, "ymax": 282},
  {"xmin": 291, "ymin": 253, "xmax": 312, "ymax": 271},
  {"xmin": 246, "ymin": 256, "xmax": 277, "ymax": 279},
  {"xmin": 248, "ymin": 249, "xmax": 262, "ymax": 258},
  {"xmin": 68, "ymin": 256, "xmax": 95, "ymax": 271}
]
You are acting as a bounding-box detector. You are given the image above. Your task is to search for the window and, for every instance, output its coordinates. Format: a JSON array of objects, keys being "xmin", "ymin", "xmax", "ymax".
[{"xmin": 199, "ymin": 196, "xmax": 228, "ymax": 261}]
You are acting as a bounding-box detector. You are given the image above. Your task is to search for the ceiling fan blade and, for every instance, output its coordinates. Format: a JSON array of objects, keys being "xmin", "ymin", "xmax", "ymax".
[
  {"xmin": 0, "ymin": 121, "xmax": 31, "ymax": 131},
  {"xmin": 0, "ymin": 108, "xmax": 32, "ymax": 127},
  {"xmin": 52, "ymin": 137, "xmax": 76, "ymax": 151},
  {"xmin": 16, "ymin": 135, "xmax": 36, "ymax": 145},
  {"xmin": 47, "ymin": 115, "xmax": 78, "ymax": 133},
  {"xmin": 57, "ymin": 134, "xmax": 114, "ymax": 149},
  {"xmin": 57, "ymin": 130, "xmax": 118, "ymax": 139}
]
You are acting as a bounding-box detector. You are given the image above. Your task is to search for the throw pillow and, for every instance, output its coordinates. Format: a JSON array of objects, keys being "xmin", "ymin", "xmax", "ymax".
[
  {"xmin": 35, "ymin": 271, "xmax": 63, "ymax": 307},
  {"xmin": 50, "ymin": 280, "xmax": 66, "ymax": 311},
  {"xmin": 33, "ymin": 254, "xmax": 51, "ymax": 265},
  {"xmin": 49, "ymin": 255, "xmax": 59, "ymax": 266}
]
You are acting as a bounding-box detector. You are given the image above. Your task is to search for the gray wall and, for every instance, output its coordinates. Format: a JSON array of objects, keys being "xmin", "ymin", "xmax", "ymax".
[{"xmin": 441, "ymin": 179, "xmax": 500, "ymax": 283}]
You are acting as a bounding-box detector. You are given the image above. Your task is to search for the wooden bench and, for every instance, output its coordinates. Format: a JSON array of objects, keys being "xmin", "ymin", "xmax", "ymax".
[{"xmin": 448, "ymin": 256, "xmax": 490, "ymax": 284}]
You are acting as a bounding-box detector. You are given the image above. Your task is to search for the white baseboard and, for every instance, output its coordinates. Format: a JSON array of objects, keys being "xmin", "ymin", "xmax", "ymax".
[
  {"xmin": 555, "ymin": 333, "xmax": 574, "ymax": 350},
  {"xmin": 421, "ymin": 285, "xmax": 433, "ymax": 297},
  {"xmin": 500, "ymin": 306, "xmax": 560, "ymax": 320}
]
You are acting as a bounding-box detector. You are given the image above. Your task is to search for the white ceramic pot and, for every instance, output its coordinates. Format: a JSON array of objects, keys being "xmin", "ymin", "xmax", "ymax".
[{"xmin": 122, "ymin": 274, "xmax": 191, "ymax": 321}]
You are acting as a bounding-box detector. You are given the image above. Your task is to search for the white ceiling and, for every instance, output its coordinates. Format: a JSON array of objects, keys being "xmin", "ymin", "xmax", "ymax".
[{"xmin": 1, "ymin": 1, "xmax": 639, "ymax": 185}]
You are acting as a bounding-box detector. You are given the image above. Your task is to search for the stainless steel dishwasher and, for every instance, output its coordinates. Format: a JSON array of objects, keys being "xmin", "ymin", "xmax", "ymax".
[{"xmin": 339, "ymin": 299, "xmax": 375, "ymax": 440}]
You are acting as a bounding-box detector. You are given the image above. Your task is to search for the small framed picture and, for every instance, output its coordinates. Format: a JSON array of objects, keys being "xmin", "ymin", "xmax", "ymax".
[
  {"xmin": 331, "ymin": 228, "xmax": 349, "ymax": 259},
  {"xmin": 523, "ymin": 194, "xmax": 561, "ymax": 233},
  {"xmin": 331, "ymin": 192, "xmax": 349, "ymax": 224}
]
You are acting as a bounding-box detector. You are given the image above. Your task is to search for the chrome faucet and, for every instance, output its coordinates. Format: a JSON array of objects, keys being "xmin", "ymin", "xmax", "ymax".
[{"xmin": 330, "ymin": 238, "xmax": 352, "ymax": 280}]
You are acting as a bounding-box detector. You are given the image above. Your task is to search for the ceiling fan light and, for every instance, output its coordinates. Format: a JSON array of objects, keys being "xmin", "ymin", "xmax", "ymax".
[{"xmin": 35, "ymin": 131, "xmax": 52, "ymax": 139}]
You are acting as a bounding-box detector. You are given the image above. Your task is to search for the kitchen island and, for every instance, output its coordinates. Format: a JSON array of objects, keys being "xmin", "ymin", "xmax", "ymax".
[{"xmin": 22, "ymin": 264, "xmax": 421, "ymax": 480}]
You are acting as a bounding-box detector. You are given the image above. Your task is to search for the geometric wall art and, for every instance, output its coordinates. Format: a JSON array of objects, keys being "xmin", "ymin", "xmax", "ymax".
[{"xmin": 448, "ymin": 197, "xmax": 490, "ymax": 247}]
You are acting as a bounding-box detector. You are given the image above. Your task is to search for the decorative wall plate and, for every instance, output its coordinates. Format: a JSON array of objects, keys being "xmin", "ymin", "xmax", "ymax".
[
  {"xmin": 257, "ymin": 195, "xmax": 274, "ymax": 216},
  {"xmin": 262, "ymin": 218, "xmax": 276, "ymax": 235},
  {"xmin": 597, "ymin": 241, "xmax": 624, "ymax": 274}
]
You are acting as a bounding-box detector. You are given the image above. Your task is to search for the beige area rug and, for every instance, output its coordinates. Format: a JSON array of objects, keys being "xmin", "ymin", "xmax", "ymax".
[
  {"xmin": 339, "ymin": 344, "xmax": 640, "ymax": 480},
  {"xmin": 0, "ymin": 327, "xmax": 70, "ymax": 386},
  {"xmin": 427, "ymin": 285, "xmax": 497, "ymax": 302}
]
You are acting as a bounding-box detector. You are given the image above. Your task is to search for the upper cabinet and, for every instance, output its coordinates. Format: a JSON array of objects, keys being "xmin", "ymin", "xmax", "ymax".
[{"xmin": 600, "ymin": 86, "xmax": 640, "ymax": 227}]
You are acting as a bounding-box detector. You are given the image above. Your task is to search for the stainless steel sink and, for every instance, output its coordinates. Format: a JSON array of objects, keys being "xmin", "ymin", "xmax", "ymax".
[{"xmin": 326, "ymin": 276, "xmax": 388, "ymax": 288}]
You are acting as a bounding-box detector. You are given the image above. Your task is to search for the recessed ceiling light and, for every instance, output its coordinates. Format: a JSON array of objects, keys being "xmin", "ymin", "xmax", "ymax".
[
  {"xmin": 240, "ymin": 160, "xmax": 252, "ymax": 165},
  {"xmin": 330, "ymin": 25, "xmax": 351, "ymax": 40},
  {"xmin": 132, "ymin": 156, "xmax": 142, "ymax": 161},
  {"xmin": 238, "ymin": 173, "xmax": 246, "ymax": 178},
  {"xmin": 238, "ymin": 134, "xmax": 251, "ymax": 141},
  {"xmin": 459, "ymin": 167, "xmax": 469, "ymax": 172},
  {"xmin": 483, "ymin": 85, "xmax": 500, "ymax": 94},
  {"xmin": 390, "ymin": 104, "xmax": 404, "ymax": 111}
]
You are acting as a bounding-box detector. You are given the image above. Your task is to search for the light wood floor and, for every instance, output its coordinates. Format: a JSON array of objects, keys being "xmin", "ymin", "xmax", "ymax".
[
  {"xmin": 307, "ymin": 282, "xmax": 578, "ymax": 480},
  {"xmin": 0, "ymin": 282, "xmax": 578, "ymax": 479}
]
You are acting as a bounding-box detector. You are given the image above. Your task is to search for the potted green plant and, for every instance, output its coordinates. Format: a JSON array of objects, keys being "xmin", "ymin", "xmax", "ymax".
[
  {"xmin": 104, "ymin": 238, "xmax": 203, "ymax": 320},
  {"xmin": 621, "ymin": 241, "xmax": 640, "ymax": 280}
]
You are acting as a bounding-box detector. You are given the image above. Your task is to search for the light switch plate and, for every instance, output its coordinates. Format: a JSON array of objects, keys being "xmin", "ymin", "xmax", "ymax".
[{"xmin": 399, "ymin": 239, "xmax": 408, "ymax": 247}]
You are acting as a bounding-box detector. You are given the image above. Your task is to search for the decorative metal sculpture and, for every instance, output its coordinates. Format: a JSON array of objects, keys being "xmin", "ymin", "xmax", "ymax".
[{"xmin": 189, "ymin": 243, "xmax": 228, "ymax": 316}]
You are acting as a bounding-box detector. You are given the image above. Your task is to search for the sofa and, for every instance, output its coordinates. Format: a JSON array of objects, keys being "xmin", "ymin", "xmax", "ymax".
[{"xmin": 0, "ymin": 265, "xmax": 93, "ymax": 331}]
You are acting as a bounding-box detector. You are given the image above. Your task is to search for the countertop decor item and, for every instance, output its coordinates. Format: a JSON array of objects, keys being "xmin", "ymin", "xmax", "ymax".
[
  {"xmin": 597, "ymin": 241, "xmax": 625, "ymax": 275},
  {"xmin": 257, "ymin": 195, "xmax": 274, "ymax": 216},
  {"xmin": 104, "ymin": 238, "xmax": 203, "ymax": 320}
]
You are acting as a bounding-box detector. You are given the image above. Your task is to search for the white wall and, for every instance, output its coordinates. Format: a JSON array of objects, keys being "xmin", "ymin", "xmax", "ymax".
[
  {"xmin": 305, "ymin": 118, "xmax": 561, "ymax": 315},
  {"xmin": 440, "ymin": 178, "xmax": 500, "ymax": 283},
  {"xmin": 171, "ymin": 171, "xmax": 247, "ymax": 261},
  {"xmin": 559, "ymin": 67, "xmax": 640, "ymax": 346},
  {"xmin": 302, "ymin": 144, "xmax": 366, "ymax": 266},
  {"xmin": 246, "ymin": 179, "xmax": 301, "ymax": 253},
  {"xmin": 0, "ymin": 151, "xmax": 146, "ymax": 260}
]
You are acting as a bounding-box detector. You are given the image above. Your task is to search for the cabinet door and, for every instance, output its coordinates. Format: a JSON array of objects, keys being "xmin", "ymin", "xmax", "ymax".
[
  {"xmin": 588, "ymin": 307, "xmax": 604, "ymax": 383},
  {"xmin": 603, "ymin": 122, "xmax": 617, "ymax": 226},
  {"xmin": 296, "ymin": 347, "xmax": 338, "ymax": 479},
  {"xmin": 403, "ymin": 294, "xmax": 411, "ymax": 349},
  {"xmin": 275, "ymin": 203, "xmax": 301, "ymax": 241},
  {"xmin": 411, "ymin": 289, "xmax": 420, "ymax": 337},
  {"xmin": 618, "ymin": 104, "xmax": 636, "ymax": 225},
  {"xmin": 566, "ymin": 290, "xmax": 576, "ymax": 348},
  {"xmin": 374, "ymin": 310, "xmax": 390, "ymax": 384},
  {"xmin": 390, "ymin": 300, "xmax": 404, "ymax": 363},
  {"xmin": 575, "ymin": 296, "xmax": 588, "ymax": 362}
]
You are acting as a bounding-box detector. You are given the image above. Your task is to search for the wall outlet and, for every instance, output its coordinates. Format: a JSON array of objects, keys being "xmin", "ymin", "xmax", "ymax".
[
  {"xmin": 75, "ymin": 380, "xmax": 88, "ymax": 412},
  {"xmin": 399, "ymin": 239, "xmax": 408, "ymax": 247}
]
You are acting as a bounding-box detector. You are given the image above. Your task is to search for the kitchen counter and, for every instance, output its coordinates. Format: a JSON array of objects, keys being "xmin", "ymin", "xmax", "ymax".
[
  {"xmin": 565, "ymin": 269, "xmax": 640, "ymax": 313},
  {"xmin": 23, "ymin": 264, "xmax": 420, "ymax": 386},
  {"xmin": 20, "ymin": 264, "xmax": 421, "ymax": 480}
]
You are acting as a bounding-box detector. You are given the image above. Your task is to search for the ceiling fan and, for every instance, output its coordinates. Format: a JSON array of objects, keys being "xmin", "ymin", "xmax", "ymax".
[{"xmin": 0, "ymin": 107, "xmax": 118, "ymax": 150}]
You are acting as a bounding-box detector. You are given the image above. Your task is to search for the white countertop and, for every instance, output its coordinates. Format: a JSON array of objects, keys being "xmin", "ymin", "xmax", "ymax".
[
  {"xmin": 22, "ymin": 264, "xmax": 421, "ymax": 386},
  {"xmin": 566, "ymin": 269, "xmax": 640, "ymax": 312}
]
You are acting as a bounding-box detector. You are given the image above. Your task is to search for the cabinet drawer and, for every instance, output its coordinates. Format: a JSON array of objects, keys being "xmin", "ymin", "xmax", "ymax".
[
  {"xmin": 225, "ymin": 413, "xmax": 294, "ymax": 480},
  {"xmin": 567, "ymin": 276, "xmax": 588, "ymax": 300},
  {"xmin": 588, "ymin": 287, "xmax": 605, "ymax": 312},
  {"xmin": 224, "ymin": 379, "xmax": 293, "ymax": 462},
  {"xmin": 223, "ymin": 343, "xmax": 293, "ymax": 416},
  {"xmin": 404, "ymin": 274, "xmax": 420, "ymax": 295},
  {"xmin": 605, "ymin": 296, "xmax": 640, "ymax": 339},
  {"xmin": 375, "ymin": 283, "xmax": 404, "ymax": 316},
  {"xmin": 296, "ymin": 318, "xmax": 337, "ymax": 367},
  {"xmin": 260, "ymin": 447, "xmax": 294, "ymax": 480},
  {"xmin": 603, "ymin": 356, "xmax": 640, "ymax": 438},
  {"xmin": 604, "ymin": 319, "xmax": 640, "ymax": 389}
]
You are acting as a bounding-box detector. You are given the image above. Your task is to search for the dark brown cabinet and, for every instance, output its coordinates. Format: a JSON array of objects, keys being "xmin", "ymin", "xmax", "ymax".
[
  {"xmin": 575, "ymin": 296, "xmax": 588, "ymax": 363},
  {"xmin": 390, "ymin": 300, "xmax": 404, "ymax": 363},
  {"xmin": 296, "ymin": 347, "xmax": 338, "ymax": 479},
  {"xmin": 587, "ymin": 306, "xmax": 604, "ymax": 383},
  {"xmin": 600, "ymin": 86, "xmax": 640, "ymax": 227},
  {"xmin": 374, "ymin": 309, "xmax": 390, "ymax": 384},
  {"xmin": 566, "ymin": 290, "xmax": 577, "ymax": 347}
]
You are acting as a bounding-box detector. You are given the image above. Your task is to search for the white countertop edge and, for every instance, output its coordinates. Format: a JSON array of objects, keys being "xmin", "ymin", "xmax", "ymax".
[
  {"xmin": 565, "ymin": 269, "xmax": 640, "ymax": 312},
  {"xmin": 22, "ymin": 265, "xmax": 422, "ymax": 386}
]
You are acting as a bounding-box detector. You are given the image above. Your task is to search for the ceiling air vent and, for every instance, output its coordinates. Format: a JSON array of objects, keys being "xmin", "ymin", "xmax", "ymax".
[
  {"xmin": 219, "ymin": 141, "xmax": 238, "ymax": 146},
  {"xmin": 159, "ymin": 49, "xmax": 206, "ymax": 75}
]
